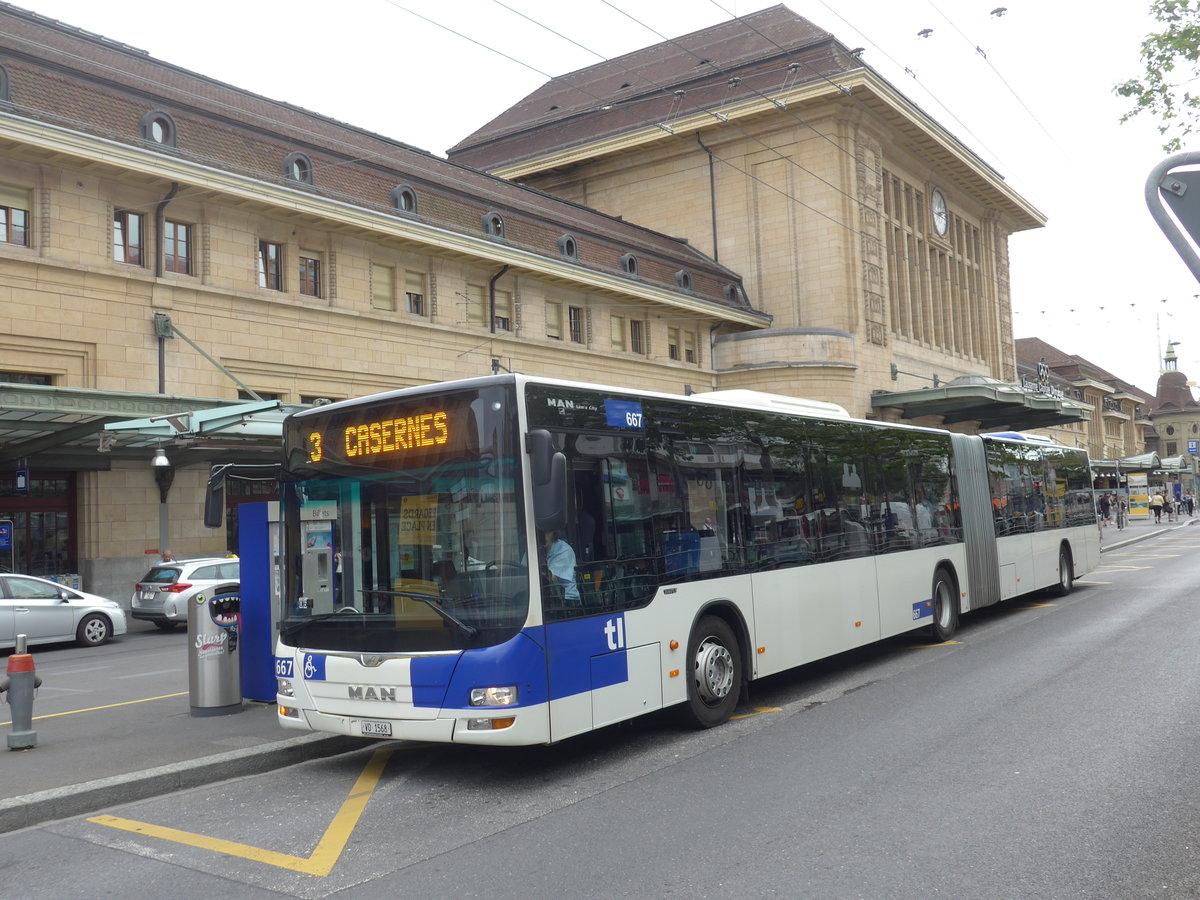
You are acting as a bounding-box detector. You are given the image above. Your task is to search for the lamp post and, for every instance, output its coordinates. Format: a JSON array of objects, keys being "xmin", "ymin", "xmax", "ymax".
[{"xmin": 152, "ymin": 445, "xmax": 174, "ymax": 557}]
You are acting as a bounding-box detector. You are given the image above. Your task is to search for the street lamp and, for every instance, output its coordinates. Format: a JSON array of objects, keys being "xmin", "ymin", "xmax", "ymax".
[{"xmin": 152, "ymin": 444, "xmax": 174, "ymax": 557}]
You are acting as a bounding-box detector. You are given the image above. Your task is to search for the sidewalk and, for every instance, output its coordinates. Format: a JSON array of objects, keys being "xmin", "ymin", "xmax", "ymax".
[
  {"xmin": 0, "ymin": 691, "xmax": 364, "ymax": 834},
  {"xmin": 1, "ymin": 512, "xmax": 1192, "ymax": 834},
  {"xmin": 1099, "ymin": 508, "xmax": 1197, "ymax": 551}
]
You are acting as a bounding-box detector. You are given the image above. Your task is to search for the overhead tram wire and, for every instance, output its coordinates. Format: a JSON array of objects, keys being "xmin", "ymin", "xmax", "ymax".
[
  {"xmin": 570, "ymin": 0, "xmax": 997, "ymax": 298},
  {"xmin": 382, "ymin": 0, "xmax": 862, "ymax": 240},
  {"xmin": 693, "ymin": 0, "xmax": 1019, "ymax": 185},
  {"xmin": 486, "ymin": 0, "xmax": 872, "ymax": 224},
  {"xmin": 4, "ymin": 5, "xmax": 988, "ymax": 316},
  {"xmin": 0, "ymin": 30, "xmax": 755, "ymax": 327},
  {"xmin": 923, "ymin": 0, "xmax": 1063, "ymax": 153},
  {"xmin": 481, "ymin": 0, "xmax": 993, "ymax": 311},
  {"xmin": 481, "ymin": 0, "xmax": 1002, "ymax": 316}
]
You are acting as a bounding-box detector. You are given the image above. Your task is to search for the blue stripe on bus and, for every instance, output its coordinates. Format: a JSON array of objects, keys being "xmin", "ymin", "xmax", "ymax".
[
  {"xmin": 544, "ymin": 613, "xmax": 628, "ymax": 701},
  {"xmin": 912, "ymin": 600, "xmax": 932, "ymax": 621},
  {"xmin": 410, "ymin": 654, "xmax": 458, "ymax": 708},
  {"xmin": 408, "ymin": 614, "xmax": 630, "ymax": 709},
  {"xmin": 428, "ymin": 630, "xmax": 550, "ymax": 710}
]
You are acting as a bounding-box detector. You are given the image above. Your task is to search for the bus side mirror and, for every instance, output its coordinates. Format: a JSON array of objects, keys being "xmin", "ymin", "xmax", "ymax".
[
  {"xmin": 526, "ymin": 429, "xmax": 567, "ymax": 531},
  {"xmin": 204, "ymin": 465, "xmax": 228, "ymax": 529}
]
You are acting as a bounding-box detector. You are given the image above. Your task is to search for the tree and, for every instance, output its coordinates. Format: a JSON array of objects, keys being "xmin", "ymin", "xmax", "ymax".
[{"xmin": 1115, "ymin": 0, "xmax": 1200, "ymax": 151}]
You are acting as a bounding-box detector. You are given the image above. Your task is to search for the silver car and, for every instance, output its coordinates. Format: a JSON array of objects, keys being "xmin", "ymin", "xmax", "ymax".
[
  {"xmin": 0, "ymin": 574, "xmax": 128, "ymax": 648},
  {"xmin": 131, "ymin": 557, "xmax": 240, "ymax": 630}
]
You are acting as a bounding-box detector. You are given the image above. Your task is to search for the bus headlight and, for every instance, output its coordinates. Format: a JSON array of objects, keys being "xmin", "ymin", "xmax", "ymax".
[
  {"xmin": 277, "ymin": 678, "xmax": 295, "ymax": 698},
  {"xmin": 470, "ymin": 685, "xmax": 518, "ymax": 706}
]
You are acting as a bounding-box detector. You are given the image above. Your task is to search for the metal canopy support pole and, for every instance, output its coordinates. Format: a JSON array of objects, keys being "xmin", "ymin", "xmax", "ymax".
[{"xmin": 152, "ymin": 313, "xmax": 263, "ymax": 401}]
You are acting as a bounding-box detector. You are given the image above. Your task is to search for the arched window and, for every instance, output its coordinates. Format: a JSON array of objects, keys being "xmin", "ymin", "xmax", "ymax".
[
  {"xmin": 620, "ymin": 253, "xmax": 639, "ymax": 277},
  {"xmin": 282, "ymin": 152, "xmax": 313, "ymax": 185},
  {"xmin": 674, "ymin": 269, "xmax": 692, "ymax": 291},
  {"xmin": 0, "ymin": 63, "xmax": 11, "ymax": 105},
  {"xmin": 140, "ymin": 110, "xmax": 177, "ymax": 147},
  {"xmin": 482, "ymin": 212, "xmax": 505, "ymax": 239},
  {"xmin": 557, "ymin": 233, "xmax": 578, "ymax": 260},
  {"xmin": 391, "ymin": 184, "xmax": 418, "ymax": 214}
]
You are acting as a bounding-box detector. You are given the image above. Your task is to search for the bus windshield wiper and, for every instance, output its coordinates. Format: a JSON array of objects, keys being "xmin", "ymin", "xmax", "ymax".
[
  {"xmin": 279, "ymin": 608, "xmax": 367, "ymax": 638},
  {"xmin": 364, "ymin": 588, "xmax": 478, "ymax": 637}
]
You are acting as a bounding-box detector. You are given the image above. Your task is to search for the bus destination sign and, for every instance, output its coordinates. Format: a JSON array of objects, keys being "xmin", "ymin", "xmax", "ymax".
[{"xmin": 306, "ymin": 410, "xmax": 450, "ymax": 464}]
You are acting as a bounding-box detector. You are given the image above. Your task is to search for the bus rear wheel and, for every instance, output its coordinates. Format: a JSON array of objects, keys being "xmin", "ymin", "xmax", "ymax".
[
  {"xmin": 1049, "ymin": 547, "xmax": 1074, "ymax": 597},
  {"xmin": 930, "ymin": 568, "xmax": 958, "ymax": 642},
  {"xmin": 682, "ymin": 615, "xmax": 742, "ymax": 728}
]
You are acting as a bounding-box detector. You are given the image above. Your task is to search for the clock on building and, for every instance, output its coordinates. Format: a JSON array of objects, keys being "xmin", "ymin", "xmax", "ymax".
[{"xmin": 931, "ymin": 189, "xmax": 948, "ymax": 236}]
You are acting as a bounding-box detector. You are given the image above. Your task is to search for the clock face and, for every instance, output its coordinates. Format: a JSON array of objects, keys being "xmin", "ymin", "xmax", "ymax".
[{"xmin": 931, "ymin": 190, "xmax": 948, "ymax": 235}]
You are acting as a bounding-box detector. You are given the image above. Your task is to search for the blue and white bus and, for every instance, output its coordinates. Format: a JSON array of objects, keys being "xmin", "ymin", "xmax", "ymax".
[{"xmin": 271, "ymin": 375, "xmax": 1098, "ymax": 744}]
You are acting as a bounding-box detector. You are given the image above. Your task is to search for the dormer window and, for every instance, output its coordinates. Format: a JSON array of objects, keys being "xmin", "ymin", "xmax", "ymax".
[
  {"xmin": 483, "ymin": 212, "xmax": 505, "ymax": 239},
  {"xmin": 620, "ymin": 253, "xmax": 639, "ymax": 277},
  {"xmin": 0, "ymin": 63, "xmax": 11, "ymax": 105},
  {"xmin": 140, "ymin": 110, "xmax": 177, "ymax": 147},
  {"xmin": 392, "ymin": 184, "xmax": 418, "ymax": 215},
  {"xmin": 283, "ymin": 152, "xmax": 313, "ymax": 185},
  {"xmin": 558, "ymin": 233, "xmax": 578, "ymax": 260},
  {"xmin": 675, "ymin": 269, "xmax": 692, "ymax": 291}
]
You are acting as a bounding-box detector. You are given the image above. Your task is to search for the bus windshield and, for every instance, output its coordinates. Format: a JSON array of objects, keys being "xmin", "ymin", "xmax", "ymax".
[{"xmin": 278, "ymin": 382, "xmax": 528, "ymax": 652}]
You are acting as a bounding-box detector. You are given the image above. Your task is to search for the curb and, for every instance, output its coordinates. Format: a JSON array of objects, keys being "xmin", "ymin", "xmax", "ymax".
[{"xmin": 0, "ymin": 732, "xmax": 366, "ymax": 834}]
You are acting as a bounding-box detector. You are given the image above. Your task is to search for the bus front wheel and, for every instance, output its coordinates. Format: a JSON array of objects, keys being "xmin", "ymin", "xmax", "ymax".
[
  {"xmin": 682, "ymin": 615, "xmax": 743, "ymax": 728},
  {"xmin": 930, "ymin": 568, "xmax": 958, "ymax": 642}
]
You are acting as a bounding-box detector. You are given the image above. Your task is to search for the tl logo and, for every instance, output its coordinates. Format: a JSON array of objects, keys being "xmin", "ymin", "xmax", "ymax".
[{"xmin": 604, "ymin": 616, "xmax": 626, "ymax": 651}]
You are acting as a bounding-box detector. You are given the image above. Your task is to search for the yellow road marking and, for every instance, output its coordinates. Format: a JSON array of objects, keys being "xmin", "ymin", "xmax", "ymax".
[
  {"xmin": 1019, "ymin": 602, "xmax": 1056, "ymax": 608},
  {"xmin": 1077, "ymin": 580, "xmax": 1111, "ymax": 584},
  {"xmin": 89, "ymin": 745, "xmax": 393, "ymax": 876},
  {"xmin": 0, "ymin": 692, "xmax": 187, "ymax": 727},
  {"xmin": 907, "ymin": 640, "xmax": 963, "ymax": 650},
  {"xmin": 731, "ymin": 706, "xmax": 782, "ymax": 720}
]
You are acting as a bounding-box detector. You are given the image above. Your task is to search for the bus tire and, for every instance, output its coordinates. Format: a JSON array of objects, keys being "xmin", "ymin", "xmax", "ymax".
[
  {"xmin": 1049, "ymin": 546, "xmax": 1074, "ymax": 597},
  {"xmin": 930, "ymin": 568, "xmax": 958, "ymax": 642},
  {"xmin": 682, "ymin": 615, "xmax": 742, "ymax": 729}
]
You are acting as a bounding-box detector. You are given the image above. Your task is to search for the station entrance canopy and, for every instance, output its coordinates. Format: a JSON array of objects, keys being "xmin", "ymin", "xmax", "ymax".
[
  {"xmin": 870, "ymin": 375, "xmax": 1088, "ymax": 430},
  {"xmin": 0, "ymin": 384, "xmax": 293, "ymax": 472},
  {"xmin": 1092, "ymin": 452, "xmax": 1195, "ymax": 477}
]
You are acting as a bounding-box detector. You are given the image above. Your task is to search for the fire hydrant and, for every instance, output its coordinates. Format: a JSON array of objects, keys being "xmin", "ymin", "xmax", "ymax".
[{"xmin": 1, "ymin": 634, "xmax": 41, "ymax": 750}]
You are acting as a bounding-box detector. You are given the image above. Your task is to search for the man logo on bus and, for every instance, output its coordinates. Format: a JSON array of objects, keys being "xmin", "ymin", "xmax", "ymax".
[{"xmin": 605, "ymin": 616, "xmax": 626, "ymax": 651}]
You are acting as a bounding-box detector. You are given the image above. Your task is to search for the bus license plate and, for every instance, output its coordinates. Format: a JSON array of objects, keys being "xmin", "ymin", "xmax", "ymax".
[{"xmin": 360, "ymin": 720, "xmax": 392, "ymax": 737}]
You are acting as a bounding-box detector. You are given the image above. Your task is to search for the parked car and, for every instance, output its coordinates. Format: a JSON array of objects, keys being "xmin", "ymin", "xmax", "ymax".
[
  {"xmin": 0, "ymin": 573, "xmax": 127, "ymax": 648},
  {"xmin": 131, "ymin": 557, "xmax": 240, "ymax": 630}
]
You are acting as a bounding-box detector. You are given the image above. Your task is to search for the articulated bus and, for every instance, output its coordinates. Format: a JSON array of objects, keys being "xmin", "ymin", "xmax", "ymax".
[{"xmin": 271, "ymin": 375, "xmax": 1098, "ymax": 745}]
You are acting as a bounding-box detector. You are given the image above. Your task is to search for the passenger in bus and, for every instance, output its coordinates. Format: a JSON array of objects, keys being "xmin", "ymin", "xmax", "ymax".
[{"xmin": 543, "ymin": 530, "xmax": 580, "ymax": 605}]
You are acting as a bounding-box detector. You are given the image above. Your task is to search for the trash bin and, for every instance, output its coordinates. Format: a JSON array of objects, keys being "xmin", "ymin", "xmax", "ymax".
[{"xmin": 187, "ymin": 583, "xmax": 243, "ymax": 716}]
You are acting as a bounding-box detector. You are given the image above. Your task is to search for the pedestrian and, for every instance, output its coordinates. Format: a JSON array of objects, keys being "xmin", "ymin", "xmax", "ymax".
[
  {"xmin": 1098, "ymin": 493, "xmax": 1111, "ymax": 528},
  {"xmin": 1188, "ymin": 493, "xmax": 1195, "ymax": 516},
  {"xmin": 1118, "ymin": 498, "xmax": 1127, "ymax": 530},
  {"xmin": 160, "ymin": 549, "xmax": 175, "ymax": 562},
  {"xmin": 1151, "ymin": 492, "xmax": 1164, "ymax": 523}
]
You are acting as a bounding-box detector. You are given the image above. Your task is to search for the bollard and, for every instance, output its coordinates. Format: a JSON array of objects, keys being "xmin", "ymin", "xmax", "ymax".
[{"xmin": 2, "ymin": 634, "xmax": 41, "ymax": 750}]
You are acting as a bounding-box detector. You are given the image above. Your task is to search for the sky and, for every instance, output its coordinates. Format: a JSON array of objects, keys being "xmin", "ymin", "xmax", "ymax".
[{"xmin": 13, "ymin": 0, "xmax": 1199, "ymax": 395}]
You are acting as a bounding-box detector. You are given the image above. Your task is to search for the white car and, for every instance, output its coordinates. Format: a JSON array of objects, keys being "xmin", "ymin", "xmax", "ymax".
[
  {"xmin": 131, "ymin": 557, "xmax": 239, "ymax": 630},
  {"xmin": 0, "ymin": 574, "xmax": 127, "ymax": 648}
]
